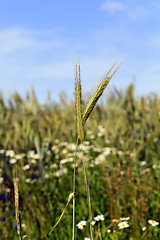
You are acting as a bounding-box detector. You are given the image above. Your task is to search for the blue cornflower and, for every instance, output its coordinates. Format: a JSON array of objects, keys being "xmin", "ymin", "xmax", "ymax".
[
  {"xmin": 1, "ymin": 217, "xmax": 6, "ymax": 221},
  {"xmin": 0, "ymin": 194, "xmax": 7, "ymax": 199}
]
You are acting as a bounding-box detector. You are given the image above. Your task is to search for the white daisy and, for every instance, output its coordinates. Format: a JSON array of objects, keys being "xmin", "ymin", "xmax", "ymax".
[
  {"xmin": 91, "ymin": 221, "xmax": 96, "ymax": 226},
  {"xmin": 94, "ymin": 215, "xmax": 105, "ymax": 221},
  {"xmin": 118, "ymin": 221, "xmax": 129, "ymax": 229},
  {"xmin": 77, "ymin": 221, "xmax": 87, "ymax": 230},
  {"xmin": 142, "ymin": 227, "xmax": 146, "ymax": 231},
  {"xmin": 148, "ymin": 220, "xmax": 159, "ymax": 226},
  {"xmin": 119, "ymin": 217, "xmax": 130, "ymax": 221}
]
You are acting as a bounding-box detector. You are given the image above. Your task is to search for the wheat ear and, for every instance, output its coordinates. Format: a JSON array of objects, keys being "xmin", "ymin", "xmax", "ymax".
[
  {"xmin": 75, "ymin": 63, "xmax": 84, "ymax": 142},
  {"xmin": 13, "ymin": 168, "xmax": 22, "ymax": 240},
  {"xmin": 83, "ymin": 61, "xmax": 122, "ymax": 124}
]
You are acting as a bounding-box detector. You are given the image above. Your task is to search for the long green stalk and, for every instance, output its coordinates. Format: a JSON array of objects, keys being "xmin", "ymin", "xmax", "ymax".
[{"xmin": 81, "ymin": 143, "xmax": 93, "ymax": 240}]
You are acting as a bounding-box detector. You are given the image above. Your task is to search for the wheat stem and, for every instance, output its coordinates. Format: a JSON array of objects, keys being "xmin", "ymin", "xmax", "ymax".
[
  {"xmin": 81, "ymin": 143, "xmax": 93, "ymax": 240},
  {"xmin": 72, "ymin": 137, "xmax": 79, "ymax": 240}
]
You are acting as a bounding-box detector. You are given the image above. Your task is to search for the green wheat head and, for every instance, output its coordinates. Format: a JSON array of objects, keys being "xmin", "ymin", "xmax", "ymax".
[
  {"xmin": 75, "ymin": 63, "xmax": 84, "ymax": 142},
  {"xmin": 83, "ymin": 61, "xmax": 121, "ymax": 124},
  {"xmin": 75, "ymin": 61, "xmax": 121, "ymax": 139}
]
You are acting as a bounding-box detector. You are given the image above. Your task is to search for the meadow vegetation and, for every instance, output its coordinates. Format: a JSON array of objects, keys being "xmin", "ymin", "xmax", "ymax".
[{"xmin": 0, "ymin": 74, "xmax": 160, "ymax": 239}]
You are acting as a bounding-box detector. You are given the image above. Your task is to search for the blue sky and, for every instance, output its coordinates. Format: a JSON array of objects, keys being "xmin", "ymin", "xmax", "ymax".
[{"xmin": 0, "ymin": 0, "xmax": 160, "ymax": 103}]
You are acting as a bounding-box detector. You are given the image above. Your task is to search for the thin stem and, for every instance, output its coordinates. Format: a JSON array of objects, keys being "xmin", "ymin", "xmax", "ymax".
[
  {"xmin": 98, "ymin": 222, "xmax": 102, "ymax": 240},
  {"xmin": 72, "ymin": 137, "xmax": 79, "ymax": 240},
  {"xmin": 81, "ymin": 143, "xmax": 94, "ymax": 240}
]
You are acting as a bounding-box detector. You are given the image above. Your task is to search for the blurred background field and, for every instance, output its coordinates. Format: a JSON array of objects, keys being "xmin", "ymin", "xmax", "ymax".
[{"xmin": 0, "ymin": 84, "xmax": 160, "ymax": 239}]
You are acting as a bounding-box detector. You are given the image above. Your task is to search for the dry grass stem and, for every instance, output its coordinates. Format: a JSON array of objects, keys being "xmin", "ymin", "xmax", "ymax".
[
  {"xmin": 13, "ymin": 168, "xmax": 22, "ymax": 240},
  {"xmin": 48, "ymin": 192, "xmax": 74, "ymax": 236}
]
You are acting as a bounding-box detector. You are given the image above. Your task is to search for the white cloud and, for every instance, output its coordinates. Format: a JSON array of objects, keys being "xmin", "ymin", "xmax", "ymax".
[
  {"xmin": 128, "ymin": 7, "xmax": 149, "ymax": 22},
  {"xmin": 0, "ymin": 27, "xmax": 64, "ymax": 57},
  {"xmin": 100, "ymin": 1, "xmax": 125, "ymax": 14}
]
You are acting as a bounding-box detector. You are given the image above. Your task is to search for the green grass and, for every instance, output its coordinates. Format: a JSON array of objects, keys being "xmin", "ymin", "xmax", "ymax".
[{"xmin": 0, "ymin": 80, "xmax": 160, "ymax": 239}]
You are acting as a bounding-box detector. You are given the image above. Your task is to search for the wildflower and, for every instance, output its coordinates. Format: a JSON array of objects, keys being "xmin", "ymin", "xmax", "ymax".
[
  {"xmin": 142, "ymin": 227, "xmax": 146, "ymax": 231},
  {"xmin": 112, "ymin": 219, "xmax": 118, "ymax": 223},
  {"xmin": 9, "ymin": 158, "xmax": 17, "ymax": 164},
  {"xmin": 0, "ymin": 177, "xmax": 3, "ymax": 184},
  {"xmin": 118, "ymin": 150, "xmax": 124, "ymax": 156},
  {"xmin": 140, "ymin": 161, "xmax": 146, "ymax": 167},
  {"xmin": 91, "ymin": 221, "xmax": 96, "ymax": 226},
  {"xmin": 15, "ymin": 153, "xmax": 25, "ymax": 159},
  {"xmin": 68, "ymin": 143, "xmax": 76, "ymax": 151},
  {"xmin": 103, "ymin": 147, "xmax": 111, "ymax": 156},
  {"xmin": 98, "ymin": 125, "xmax": 105, "ymax": 134},
  {"xmin": 107, "ymin": 229, "xmax": 111, "ymax": 233},
  {"xmin": 84, "ymin": 238, "xmax": 91, "ymax": 240},
  {"xmin": 90, "ymin": 134, "xmax": 95, "ymax": 139},
  {"xmin": 97, "ymin": 132, "xmax": 104, "ymax": 137},
  {"xmin": 25, "ymin": 178, "xmax": 31, "ymax": 183},
  {"xmin": 47, "ymin": 150, "xmax": 51, "ymax": 155},
  {"xmin": 22, "ymin": 223, "xmax": 27, "ymax": 230},
  {"xmin": 86, "ymin": 130, "xmax": 92, "ymax": 135},
  {"xmin": 119, "ymin": 217, "xmax": 130, "ymax": 221},
  {"xmin": 44, "ymin": 173, "xmax": 49, "ymax": 179},
  {"xmin": 94, "ymin": 215, "xmax": 105, "ymax": 221},
  {"xmin": 58, "ymin": 141, "xmax": 68, "ymax": 147},
  {"xmin": 0, "ymin": 149, "xmax": 5, "ymax": 154},
  {"xmin": 95, "ymin": 155, "xmax": 105, "ymax": 165},
  {"xmin": 118, "ymin": 221, "xmax": 129, "ymax": 229},
  {"xmin": 1, "ymin": 217, "xmax": 6, "ymax": 221},
  {"xmin": 23, "ymin": 164, "xmax": 30, "ymax": 171},
  {"xmin": 31, "ymin": 159, "xmax": 37, "ymax": 164},
  {"xmin": 0, "ymin": 194, "xmax": 7, "ymax": 199},
  {"xmin": 31, "ymin": 153, "xmax": 40, "ymax": 159},
  {"xmin": 148, "ymin": 220, "xmax": 159, "ymax": 226},
  {"xmin": 28, "ymin": 150, "xmax": 35, "ymax": 157},
  {"xmin": 51, "ymin": 145, "xmax": 58, "ymax": 151},
  {"xmin": 50, "ymin": 163, "xmax": 58, "ymax": 169},
  {"xmin": 6, "ymin": 150, "xmax": 15, "ymax": 157},
  {"xmin": 53, "ymin": 168, "xmax": 68, "ymax": 177},
  {"xmin": 60, "ymin": 158, "xmax": 74, "ymax": 164},
  {"xmin": 77, "ymin": 220, "xmax": 87, "ymax": 229},
  {"xmin": 83, "ymin": 141, "xmax": 90, "ymax": 145}
]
